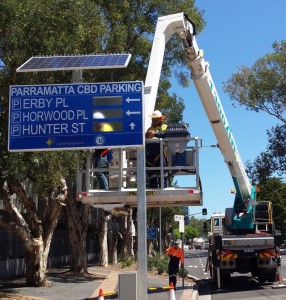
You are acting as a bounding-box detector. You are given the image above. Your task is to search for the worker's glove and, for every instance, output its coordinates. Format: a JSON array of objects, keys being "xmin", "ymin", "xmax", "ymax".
[
  {"xmin": 180, "ymin": 263, "xmax": 184, "ymax": 269},
  {"xmin": 146, "ymin": 130, "xmax": 155, "ymax": 138}
]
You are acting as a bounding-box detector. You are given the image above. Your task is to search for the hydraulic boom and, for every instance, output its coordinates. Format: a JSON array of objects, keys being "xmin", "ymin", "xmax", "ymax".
[{"xmin": 145, "ymin": 13, "xmax": 255, "ymax": 230}]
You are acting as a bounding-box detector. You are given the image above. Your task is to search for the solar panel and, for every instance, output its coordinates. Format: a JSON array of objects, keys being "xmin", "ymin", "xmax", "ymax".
[{"xmin": 16, "ymin": 54, "xmax": 131, "ymax": 72}]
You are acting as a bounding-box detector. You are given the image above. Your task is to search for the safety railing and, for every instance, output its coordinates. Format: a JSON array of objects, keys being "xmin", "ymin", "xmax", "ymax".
[{"xmin": 76, "ymin": 136, "xmax": 203, "ymax": 208}]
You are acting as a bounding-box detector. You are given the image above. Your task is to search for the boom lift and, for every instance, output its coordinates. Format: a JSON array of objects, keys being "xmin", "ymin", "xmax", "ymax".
[
  {"xmin": 143, "ymin": 13, "xmax": 281, "ymax": 287},
  {"xmin": 77, "ymin": 12, "xmax": 281, "ymax": 287}
]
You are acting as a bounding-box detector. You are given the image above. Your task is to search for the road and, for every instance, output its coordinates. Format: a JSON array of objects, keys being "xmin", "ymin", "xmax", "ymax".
[{"xmin": 184, "ymin": 249, "xmax": 286, "ymax": 300}]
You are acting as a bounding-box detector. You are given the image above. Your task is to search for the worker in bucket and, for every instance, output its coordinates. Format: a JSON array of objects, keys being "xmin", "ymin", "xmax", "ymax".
[
  {"xmin": 166, "ymin": 240, "xmax": 184, "ymax": 290},
  {"xmin": 145, "ymin": 110, "xmax": 168, "ymax": 188}
]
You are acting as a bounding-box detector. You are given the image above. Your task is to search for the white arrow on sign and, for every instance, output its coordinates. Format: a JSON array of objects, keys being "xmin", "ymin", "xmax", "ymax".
[
  {"xmin": 126, "ymin": 97, "xmax": 140, "ymax": 103},
  {"xmin": 126, "ymin": 110, "xmax": 141, "ymax": 116},
  {"xmin": 129, "ymin": 122, "xmax": 136, "ymax": 130}
]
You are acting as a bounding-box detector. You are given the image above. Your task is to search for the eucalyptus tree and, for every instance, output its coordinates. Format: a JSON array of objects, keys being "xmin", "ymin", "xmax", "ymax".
[
  {"xmin": 0, "ymin": 0, "xmax": 205, "ymax": 284},
  {"xmin": 0, "ymin": 0, "xmax": 107, "ymax": 285},
  {"xmin": 224, "ymin": 41, "xmax": 286, "ymax": 234}
]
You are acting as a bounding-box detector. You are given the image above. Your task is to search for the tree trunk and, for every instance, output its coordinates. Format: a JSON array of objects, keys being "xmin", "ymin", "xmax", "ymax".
[
  {"xmin": 108, "ymin": 216, "xmax": 119, "ymax": 264},
  {"xmin": 68, "ymin": 224, "xmax": 88, "ymax": 273},
  {"xmin": 118, "ymin": 209, "xmax": 134, "ymax": 260},
  {"xmin": 64, "ymin": 191, "xmax": 90, "ymax": 274},
  {"xmin": 97, "ymin": 209, "xmax": 109, "ymax": 267},
  {"xmin": 0, "ymin": 178, "xmax": 67, "ymax": 286},
  {"xmin": 26, "ymin": 238, "xmax": 46, "ymax": 286}
]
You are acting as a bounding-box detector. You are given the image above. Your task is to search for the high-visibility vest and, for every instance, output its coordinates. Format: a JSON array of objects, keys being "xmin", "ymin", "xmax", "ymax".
[{"xmin": 166, "ymin": 246, "xmax": 184, "ymax": 263}]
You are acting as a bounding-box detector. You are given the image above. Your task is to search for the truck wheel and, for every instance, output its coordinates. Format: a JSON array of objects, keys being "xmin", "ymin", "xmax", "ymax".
[
  {"xmin": 221, "ymin": 274, "xmax": 231, "ymax": 286},
  {"xmin": 213, "ymin": 266, "xmax": 218, "ymax": 287},
  {"xmin": 258, "ymin": 272, "xmax": 276, "ymax": 283},
  {"xmin": 210, "ymin": 263, "xmax": 214, "ymax": 278},
  {"xmin": 266, "ymin": 272, "xmax": 276, "ymax": 283},
  {"xmin": 213, "ymin": 270, "xmax": 230, "ymax": 288},
  {"xmin": 258, "ymin": 275, "xmax": 267, "ymax": 283}
]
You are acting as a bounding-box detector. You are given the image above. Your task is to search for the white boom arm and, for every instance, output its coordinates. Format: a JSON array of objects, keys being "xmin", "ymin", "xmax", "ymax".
[
  {"xmin": 145, "ymin": 13, "xmax": 252, "ymax": 204},
  {"xmin": 144, "ymin": 13, "xmax": 194, "ymax": 130}
]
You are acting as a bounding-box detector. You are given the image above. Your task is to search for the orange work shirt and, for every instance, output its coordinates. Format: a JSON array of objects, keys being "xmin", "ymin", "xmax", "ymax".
[{"xmin": 166, "ymin": 246, "xmax": 184, "ymax": 264}]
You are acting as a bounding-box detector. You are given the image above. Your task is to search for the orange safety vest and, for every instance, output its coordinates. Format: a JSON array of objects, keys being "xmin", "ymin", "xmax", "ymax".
[{"xmin": 166, "ymin": 246, "xmax": 184, "ymax": 263}]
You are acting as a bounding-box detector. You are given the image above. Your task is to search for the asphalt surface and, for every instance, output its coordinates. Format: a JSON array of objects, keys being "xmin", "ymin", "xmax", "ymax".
[{"xmin": 0, "ymin": 263, "xmax": 197, "ymax": 300}]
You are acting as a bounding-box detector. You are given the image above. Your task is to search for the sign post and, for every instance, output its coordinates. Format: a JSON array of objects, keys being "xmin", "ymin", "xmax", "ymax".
[{"xmin": 137, "ymin": 147, "xmax": 147, "ymax": 300}]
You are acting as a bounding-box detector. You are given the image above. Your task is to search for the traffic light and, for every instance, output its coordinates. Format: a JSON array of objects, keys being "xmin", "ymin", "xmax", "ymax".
[{"xmin": 202, "ymin": 208, "xmax": 207, "ymax": 215}]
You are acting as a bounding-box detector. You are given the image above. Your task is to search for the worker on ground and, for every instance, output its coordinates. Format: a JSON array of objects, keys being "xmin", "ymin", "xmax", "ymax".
[
  {"xmin": 145, "ymin": 110, "xmax": 168, "ymax": 188},
  {"xmin": 166, "ymin": 240, "xmax": 184, "ymax": 290}
]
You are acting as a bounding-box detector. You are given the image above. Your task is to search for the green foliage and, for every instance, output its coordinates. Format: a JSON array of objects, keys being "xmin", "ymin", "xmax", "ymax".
[
  {"xmin": 147, "ymin": 254, "xmax": 169, "ymax": 274},
  {"xmin": 256, "ymin": 178, "xmax": 286, "ymax": 238},
  {"xmin": 0, "ymin": 1, "xmax": 206, "ymax": 192},
  {"xmin": 172, "ymin": 215, "xmax": 207, "ymax": 242},
  {"xmin": 246, "ymin": 124, "xmax": 285, "ymax": 183},
  {"xmin": 118, "ymin": 256, "xmax": 135, "ymax": 268},
  {"xmin": 147, "ymin": 207, "xmax": 185, "ymax": 247},
  {"xmin": 223, "ymin": 40, "xmax": 286, "ymax": 124},
  {"xmin": 0, "ymin": 0, "xmax": 206, "ymax": 285},
  {"xmin": 184, "ymin": 225, "xmax": 201, "ymax": 240},
  {"xmin": 223, "ymin": 39, "xmax": 286, "ymax": 235},
  {"xmin": 178, "ymin": 266, "xmax": 189, "ymax": 278}
]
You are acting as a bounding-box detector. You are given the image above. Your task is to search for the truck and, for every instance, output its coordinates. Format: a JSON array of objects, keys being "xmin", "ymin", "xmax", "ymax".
[
  {"xmin": 143, "ymin": 13, "xmax": 282, "ymax": 288},
  {"xmin": 193, "ymin": 237, "xmax": 205, "ymax": 250},
  {"xmin": 77, "ymin": 12, "xmax": 282, "ymax": 289}
]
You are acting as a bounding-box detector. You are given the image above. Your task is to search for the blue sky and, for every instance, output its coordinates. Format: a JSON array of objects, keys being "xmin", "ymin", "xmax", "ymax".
[{"xmin": 171, "ymin": 1, "xmax": 286, "ymax": 218}]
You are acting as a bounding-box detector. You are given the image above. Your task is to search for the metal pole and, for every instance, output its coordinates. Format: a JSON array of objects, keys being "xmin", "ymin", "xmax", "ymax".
[
  {"xmin": 137, "ymin": 147, "xmax": 147, "ymax": 300},
  {"xmin": 159, "ymin": 207, "xmax": 162, "ymax": 257},
  {"xmin": 73, "ymin": 69, "xmax": 83, "ymax": 193},
  {"xmin": 181, "ymin": 232, "xmax": 185, "ymax": 289}
]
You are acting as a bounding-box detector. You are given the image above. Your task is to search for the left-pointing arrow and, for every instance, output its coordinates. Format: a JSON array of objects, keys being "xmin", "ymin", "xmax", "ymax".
[
  {"xmin": 126, "ymin": 110, "xmax": 141, "ymax": 116},
  {"xmin": 126, "ymin": 97, "xmax": 140, "ymax": 103}
]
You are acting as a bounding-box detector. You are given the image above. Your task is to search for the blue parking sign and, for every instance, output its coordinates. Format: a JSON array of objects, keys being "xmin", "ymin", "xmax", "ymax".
[{"xmin": 8, "ymin": 81, "xmax": 144, "ymax": 151}]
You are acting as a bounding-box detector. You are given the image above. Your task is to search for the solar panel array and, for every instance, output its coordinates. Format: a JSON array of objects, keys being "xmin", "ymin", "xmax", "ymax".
[{"xmin": 17, "ymin": 54, "xmax": 131, "ymax": 72}]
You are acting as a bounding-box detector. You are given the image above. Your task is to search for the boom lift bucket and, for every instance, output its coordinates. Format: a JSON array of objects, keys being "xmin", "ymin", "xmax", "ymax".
[{"xmin": 76, "ymin": 134, "xmax": 203, "ymax": 209}]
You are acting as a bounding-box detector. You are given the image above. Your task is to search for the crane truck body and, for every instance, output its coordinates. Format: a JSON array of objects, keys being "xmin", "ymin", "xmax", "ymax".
[{"xmin": 144, "ymin": 13, "xmax": 282, "ymax": 288}]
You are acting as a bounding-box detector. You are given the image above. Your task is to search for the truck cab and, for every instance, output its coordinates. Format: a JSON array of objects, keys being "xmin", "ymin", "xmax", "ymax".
[{"xmin": 211, "ymin": 213, "xmax": 225, "ymax": 236}]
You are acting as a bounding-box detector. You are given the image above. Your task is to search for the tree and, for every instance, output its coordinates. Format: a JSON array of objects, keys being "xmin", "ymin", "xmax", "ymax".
[
  {"xmin": 0, "ymin": 0, "xmax": 206, "ymax": 284},
  {"xmin": 184, "ymin": 225, "xmax": 201, "ymax": 241},
  {"xmin": 223, "ymin": 41, "xmax": 286, "ymax": 123},
  {"xmin": 0, "ymin": 0, "xmax": 107, "ymax": 285},
  {"xmin": 256, "ymin": 178, "xmax": 286, "ymax": 238},
  {"xmin": 0, "ymin": 153, "xmax": 71, "ymax": 286},
  {"xmin": 223, "ymin": 40, "xmax": 286, "ymax": 220},
  {"xmin": 246, "ymin": 124, "xmax": 286, "ymax": 183},
  {"xmin": 64, "ymin": 186, "xmax": 91, "ymax": 273},
  {"xmin": 266, "ymin": 124, "xmax": 286, "ymax": 174}
]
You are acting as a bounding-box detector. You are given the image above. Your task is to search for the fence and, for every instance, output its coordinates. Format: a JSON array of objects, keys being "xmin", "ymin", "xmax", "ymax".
[{"xmin": 0, "ymin": 229, "xmax": 99, "ymax": 279}]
